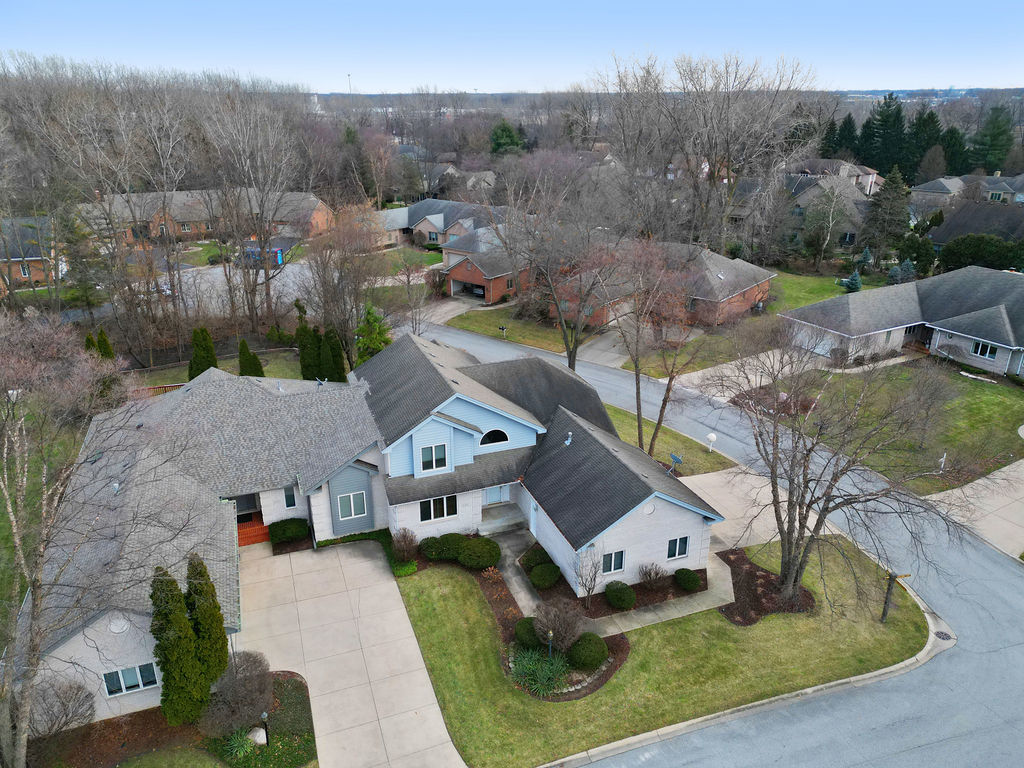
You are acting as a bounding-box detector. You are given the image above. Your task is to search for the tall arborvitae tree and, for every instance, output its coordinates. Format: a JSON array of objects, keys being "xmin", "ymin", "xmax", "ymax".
[
  {"xmin": 323, "ymin": 328, "xmax": 347, "ymax": 382},
  {"xmin": 184, "ymin": 554, "xmax": 229, "ymax": 694},
  {"xmin": 941, "ymin": 126, "xmax": 972, "ymax": 176},
  {"xmin": 355, "ymin": 306, "xmax": 391, "ymax": 365},
  {"xmin": 84, "ymin": 333, "xmax": 97, "ymax": 354},
  {"xmin": 906, "ymin": 108, "xmax": 943, "ymax": 182},
  {"xmin": 319, "ymin": 333, "xmax": 337, "ymax": 384},
  {"xmin": 237, "ymin": 339, "xmax": 264, "ymax": 377},
  {"xmin": 150, "ymin": 567, "xmax": 207, "ymax": 726},
  {"xmin": 836, "ymin": 113, "xmax": 859, "ymax": 158},
  {"xmin": 862, "ymin": 167, "xmax": 911, "ymax": 263},
  {"xmin": 187, "ymin": 328, "xmax": 217, "ymax": 380},
  {"xmin": 819, "ymin": 118, "xmax": 839, "ymax": 157},
  {"xmin": 971, "ymin": 106, "xmax": 1015, "ymax": 173},
  {"xmin": 95, "ymin": 328, "xmax": 115, "ymax": 359}
]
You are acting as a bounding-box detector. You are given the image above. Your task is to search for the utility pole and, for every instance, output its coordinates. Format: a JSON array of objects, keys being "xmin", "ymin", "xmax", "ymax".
[{"xmin": 348, "ymin": 74, "xmax": 352, "ymax": 94}]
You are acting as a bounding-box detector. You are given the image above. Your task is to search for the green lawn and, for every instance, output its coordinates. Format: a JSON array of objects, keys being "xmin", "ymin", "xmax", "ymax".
[
  {"xmin": 181, "ymin": 241, "xmax": 229, "ymax": 266},
  {"xmin": 398, "ymin": 537, "xmax": 927, "ymax": 768},
  {"xmin": 386, "ymin": 246, "xmax": 443, "ymax": 273},
  {"xmin": 133, "ymin": 349, "xmax": 302, "ymax": 388},
  {"xmin": 447, "ymin": 306, "xmax": 567, "ymax": 353},
  {"xmin": 820, "ymin": 362, "xmax": 1024, "ymax": 495},
  {"xmin": 117, "ymin": 748, "xmax": 226, "ymax": 767},
  {"xmin": 604, "ymin": 404, "xmax": 734, "ymax": 474}
]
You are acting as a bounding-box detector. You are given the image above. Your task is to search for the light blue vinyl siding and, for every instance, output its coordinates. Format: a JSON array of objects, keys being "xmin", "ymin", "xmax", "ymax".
[
  {"xmin": 453, "ymin": 430, "xmax": 475, "ymax": 467},
  {"xmin": 388, "ymin": 435, "xmax": 414, "ymax": 477},
  {"xmin": 327, "ymin": 465, "xmax": 375, "ymax": 536},
  {"xmin": 411, "ymin": 419, "xmax": 454, "ymax": 479},
  {"xmin": 436, "ymin": 398, "xmax": 540, "ymax": 456}
]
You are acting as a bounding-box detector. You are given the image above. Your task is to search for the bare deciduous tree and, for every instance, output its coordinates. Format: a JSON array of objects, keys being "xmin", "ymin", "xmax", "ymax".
[{"xmin": 573, "ymin": 547, "xmax": 603, "ymax": 609}]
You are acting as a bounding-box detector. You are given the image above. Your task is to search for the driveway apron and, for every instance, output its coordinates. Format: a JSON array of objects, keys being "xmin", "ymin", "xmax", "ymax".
[{"xmin": 234, "ymin": 541, "xmax": 466, "ymax": 768}]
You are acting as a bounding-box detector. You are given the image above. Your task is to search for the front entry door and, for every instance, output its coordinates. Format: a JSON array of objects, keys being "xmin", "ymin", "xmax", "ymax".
[{"xmin": 485, "ymin": 486, "xmax": 502, "ymax": 505}]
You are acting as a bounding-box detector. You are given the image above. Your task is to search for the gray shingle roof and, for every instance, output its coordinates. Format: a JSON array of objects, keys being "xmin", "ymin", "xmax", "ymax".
[
  {"xmin": 782, "ymin": 280, "xmax": 923, "ymax": 337},
  {"xmin": 0, "ymin": 217, "xmax": 51, "ymax": 263},
  {"xmin": 660, "ymin": 243, "xmax": 775, "ymax": 303},
  {"xmin": 524, "ymin": 408, "xmax": 721, "ymax": 549},
  {"xmin": 929, "ymin": 201, "xmax": 1024, "ymax": 246},
  {"xmin": 384, "ymin": 447, "xmax": 534, "ymax": 505},
  {"xmin": 930, "ymin": 305, "xmax": 1016, "ymax": 346},
  {"xmin": 460, "ymin": 357, "xmax": 617, "ymax": 435},
  {"xmin": 352, "ymin": 335, "xmax": 541, "ymax": 446}
]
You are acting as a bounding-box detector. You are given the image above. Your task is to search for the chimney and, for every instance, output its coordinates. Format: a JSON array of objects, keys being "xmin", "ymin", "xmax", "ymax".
[{"xmin": 564, "ymin": 431, "xmax": 573, "ymax": 446}]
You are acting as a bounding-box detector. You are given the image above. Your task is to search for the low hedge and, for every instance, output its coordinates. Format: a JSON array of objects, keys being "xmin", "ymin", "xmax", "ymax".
[
  {"xmin": 419, "ymin": 536, "xmax": 443, "ymax": 560},
  {"xmin": 604, "ymin": 580, "xmax": 636, "ymax": 610},
  {"xmin": 529, "ymin": 563, "xmax": 561, "ymax": 590},
  {"xmin": 457, "ymin": 536, "xmax": 501, "ymax": 570},
  {"xmin": 317, "ymin": 528, "xmax": 417, "ymax": 577},
  {"xmin": 568, "ymin": 632, "xmax": 608, "ymax": 671},
  {"xmin": 520, "ymin": 546, "xmax": 553, "ymax": 572},
  {"xmin": 514, "ymin": 617, "xmax": 541, "ymax": 649},
  {"xmin": 437, "ymin": 532, "xmax": 469, "ymax": 561},
  {"xmin": 674, "ymin": 568, "xmax": 701, "ymax": 592},
  {"xmin": 268, "ymin": 517, "xmax": 309, "ymax": 545}
]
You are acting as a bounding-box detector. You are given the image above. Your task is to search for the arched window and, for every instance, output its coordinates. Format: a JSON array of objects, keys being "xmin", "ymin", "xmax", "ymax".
[{"xmin": 480, "ymin": 429, "xmax": 509, "ymax": 445}]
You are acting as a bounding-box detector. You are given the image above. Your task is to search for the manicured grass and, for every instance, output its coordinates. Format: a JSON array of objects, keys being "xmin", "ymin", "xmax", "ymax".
[
  {"xmin": 117, "ymin": 748, "xmax": 226, "ymax": 767},
  {"xmin": 386, "ymin": 246, "xmax": 443, "ymax": 273},
  {"xmin": 133, "ymin": 349, "xmax": 301, "ymax": 388},
  {"xmin": 398, "ymin": 537, "xmax": 927, "ymax": 768},
  {"xmin": 448, "ymin": 306, "xmax": 568, "ymax": 353},
  {"xmin": 772, "ymin": 270, "xmax": 885, "ymax": 313},
  {"xmin": 181, "ymin": 241, "xmax": 230, "ymax": 266},
  {"xmin": 604, "ymin": 404, "xmax": 734, "ymax": 475},
  {"xmin": 819, "ymin": 362, "xmax": 1024, "ymax": 495}
]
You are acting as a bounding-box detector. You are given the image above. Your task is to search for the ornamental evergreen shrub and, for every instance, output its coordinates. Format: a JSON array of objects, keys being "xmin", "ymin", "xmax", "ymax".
[
  {"xmin": 96, "ymin": 328, "xmax": 115, "ymax": 359},
  {"xmin": 237, "ymin": 339, "xmax": 264, "ymax": 377},
  {"xmin": 510, "ymin": 647, "xmax": 569, "ymax": 697},
  {"xmin": 568, "ymin": 632, "xmax": 608, "ymax": 671},
  {"xmin": 150, "ymin": 566, "xmax": 206, "ymax": 725},
  {"xmin": 323, "ymin": 328, "xmax": 347, "ymax": 382},
  {"xmin": 520, "ymin": 546, "xmax": 552, "ymax": 572},
  {"xmin": 84, "ymin": 333, "xmax": 97, "ymax": 353},
  {"xmin": 436, "ymin": 533, "xmax": 468, "ymax": 561},
  {"xmin": 529, "ymin": 563, "xmax": 561, "ymax": 590},
  {"xmin": 268, "ymin": 518, "xmax": 309, "ymax": 545},
  {"xmin": 604, "ymin": 580, "xmax": 636, "ymax": 610},
  {"xmin": 514, "ymin": 617, "xmax": 541, "ymax": 649},
  {"xmin": 188, "ymin": 327, "xmax": 217, "ymax": 380},
  {"xmin": 673, "ymin": 568, "xmax": 702, "ymax": 592},
  {"xmin": 419, "ymin": 536, "xmax": 442, "ymax": 559},
  {"xmin": 457, "ymin": 536, "xmax": 501, "ymax": 570},
  {"xmin": 185, "ymin": 554, "xmax": 229, "ymax": 692}
]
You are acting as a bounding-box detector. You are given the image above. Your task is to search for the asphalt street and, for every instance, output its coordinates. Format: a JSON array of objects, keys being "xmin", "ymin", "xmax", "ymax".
[{"xmin": 420, "ymin": 321, "xmax": 1024, "ymax": 768}]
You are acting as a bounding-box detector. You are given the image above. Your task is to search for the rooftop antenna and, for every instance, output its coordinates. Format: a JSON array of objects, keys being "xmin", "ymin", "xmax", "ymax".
[{"xmin": 564, "ymin": 431, "xmax": 573, "ymax": 446}]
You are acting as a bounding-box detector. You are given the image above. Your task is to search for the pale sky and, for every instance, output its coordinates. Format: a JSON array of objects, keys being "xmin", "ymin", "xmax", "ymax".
[{"xmin": 4, "ymin": 0, "xmax": 1022, "ymax": 93}]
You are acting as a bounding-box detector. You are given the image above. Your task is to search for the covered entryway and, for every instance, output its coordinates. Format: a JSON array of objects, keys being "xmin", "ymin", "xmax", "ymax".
[{"xmin": 232, "ymin": 493, "xmax": 270, "ymax": 546}]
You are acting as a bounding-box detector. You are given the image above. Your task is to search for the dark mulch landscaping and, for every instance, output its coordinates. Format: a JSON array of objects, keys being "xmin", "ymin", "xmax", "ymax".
[
  {"xmin": 28, "ymin": 706, "xmax": 203, "ymax": 768},
  {"xmin": 716, "ymin": 548, "xmax": 815, "ymax": 626},
  {"xmin": 271, "ymin": 536, "xmax": 313, "ymax": 556},
  {"xmin": 544, "ymin": 634, "xmax": 631, "ymax": 702},
  {"xmin": 535, "ymin": 569, "xmax": 708, "ymax": 619},
  {"xmin": 474, "ymin": 567, "xmax": 525, "ymax": 644}
]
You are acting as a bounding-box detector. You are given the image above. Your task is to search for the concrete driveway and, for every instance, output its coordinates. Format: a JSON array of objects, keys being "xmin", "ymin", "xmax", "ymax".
[{"xmin": 234, "ymin": 541, "xmax": 465, "ymax": 768}]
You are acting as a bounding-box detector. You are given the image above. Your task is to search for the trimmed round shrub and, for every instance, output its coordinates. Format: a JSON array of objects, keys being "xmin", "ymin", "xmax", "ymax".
[
  {"xmin": 457, "ymin": 536, "xmax": 501, "ymax": 570},
  {"xmin": 267, "ymin": 517, "xmax": 309, "ymax": 545},
  {"xmin": 529, "ymin": 563, "xmax": 561, "ymax": 590},
  {"xmin": 520, "ymin": 546, "xmax": 553, "ymax": 572},
  {"xmin": 437, "ymin": 532, "xmax": 468, "ymax": 561},
  {"xmin": 419, "ymin": 537, "xmax": 442, "ymax": 560},
  {"xmin": 514, "ymin": 617, "xmax": 541, "ymax": 649},
  {"xmin": 674, "ymin": 568, "xmax": 701, "ymax": 592},
  {"xmin": 568, "ymin": 632, "xmax": 608, "ymax": 671},
  {"xmin": 604, "ymin": 580, "xmax": 636, "ymax": 610}
]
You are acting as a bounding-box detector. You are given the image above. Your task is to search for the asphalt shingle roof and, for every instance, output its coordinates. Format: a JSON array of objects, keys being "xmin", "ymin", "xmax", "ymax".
[
  {"xmin": 929, "ymin": 201, "xmax": 1024, "ymax": 246},
  {"xmin": 661, "ymin": 242, "xmax": 775, "ymax": 303},
  {"xmin": 384, "ymin": 447, "xmax": 534, "ymax": 505},
  {"xmin": 0, "ymin": 216, "xmax": 51, "ymax": 262}
]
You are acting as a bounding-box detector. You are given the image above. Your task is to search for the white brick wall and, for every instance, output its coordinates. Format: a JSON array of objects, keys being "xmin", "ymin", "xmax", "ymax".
[
  {"xmin": 309, "ymin": 486, "xmax": 332, "ymax": 541},
  {"xmin": 259, "ymin": 486, "xmax": 300, "ymax": 526},
  {"xmin": 391, "ymin": 489, "xmax": 482, "ymax": 537}
]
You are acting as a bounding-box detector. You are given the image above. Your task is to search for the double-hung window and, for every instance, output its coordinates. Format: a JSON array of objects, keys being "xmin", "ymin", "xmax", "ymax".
[
  {"xmin": 428, "ymin": 231, "xmax": 439, "ymax": 243},
  {"xmin": 337, "ymin": 491, "xmax": 367, "ymax": 520},
  {"xmin": 181, "ymin": 222, "xmax": 192, "ymax": 233},
  {"xmin": 971, "ymin": 341, "xmax": 998, "ymax": 360},
  {"xmin": 419, "ymin": 495, "xmax": 457, "ymax": 522},
  {"xmin": 103, "ymin": 662, "xmax": 158, "ymax": 697},
  {"xmin": 19, "ymin": 262, "xmax": 29, "ymax": 278},
  {"xmin": 602, "ymin": 550, "xmax": 624, "ymax": 574},
  {"xmin": 421, "ymin": 444, "xmax": 447, "ymax": 472},
  {"xmin": 284, "ymin": 486, "xmax": 296, "ymax": 509},
  {"xmin": 667, "ymin": 536, "xmax": 689, "ymax": 559}
]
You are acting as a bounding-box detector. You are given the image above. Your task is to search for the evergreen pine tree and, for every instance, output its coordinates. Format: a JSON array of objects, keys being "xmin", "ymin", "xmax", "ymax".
[
  {"xmin": 84, "ymin": 333, "xmax": 97, "ymax": 353},
  {"xmin": 971, "ymin": 106, "xmax": 1015, "ymax": 173},
  {"xmin": 869, "ymin": 93, "xmax": 907, "ymax": 176},
  {"xmin": 184, "ymin": 554, "xmax": 229, "ymax": 692},
  {"xmin": 324, "ymin": 328, "xmax": 347, "ymax": 382},
  {"xmin": 96, "ymin": 328, "xmax": 115, "ymax": 359},
  {"xmin": 899, "ymin": 258, "xmax": 918, "ymax": 282},
  {"xmin": 237, "ymin": 339, "xmax": 264, "ymax": 377},
  {"xmin": 150, "ymin": 567, "xmax": 207, "ymax": 725},
  {"xmin": 310, "ymin": 326, "xmax": 324, "ymax": 379},
  {"xmin": 906, "ymin": 108, "xmax": 943, "ymax": 182},
  {"xmin": 862, "ymin": 167, "xmax": 911, "ymax": 261},
  {"xmin": 188, "ymin": 328, "xmax": 217, "ymax": 380},
  {"xmin": 319, "ymin": 333, "xmax": 337, "ymax": 383},
  {"xmin": 897, "ymin": 234, "xmax": 937, "ymax": 277},
  {"xmin": 941, "ymin": 127, "xmax": 971, "ymax": 176},
  {"xmin": 857, "ymin": 116, "xmax": 877, "ymax": 168},
  {"xmin": 836, "ymin": 114, "xmax": 859, "ymax": 158},
  {"xmin": 355, "ymin": 306, "xmax": 392, "ymax": 365},
  {"xmin": 819, "ymin": 118, "xmax": 839, "ymax": 156},
  {"xmin": 845, "ymin": 270, "xmax": 862, "ymax": 293},
  {"xmin": 490, "ymin": 119, "xmax": 524, "ymax": 155}
]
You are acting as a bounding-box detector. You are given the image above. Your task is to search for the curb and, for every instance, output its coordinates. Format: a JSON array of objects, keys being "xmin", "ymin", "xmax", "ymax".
[{"xmin": 536, "ymin": 571, "xmax": 954, "ymax": 768}]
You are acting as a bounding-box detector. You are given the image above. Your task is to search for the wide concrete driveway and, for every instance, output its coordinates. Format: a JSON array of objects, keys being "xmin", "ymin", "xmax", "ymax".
[{"xmin": 234, "ymin": 541, "xmax": 465, "ymax": 768}]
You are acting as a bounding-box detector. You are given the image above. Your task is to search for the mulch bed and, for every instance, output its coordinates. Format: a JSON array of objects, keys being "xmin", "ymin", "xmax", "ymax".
[
  {"xmin": 535, "ymin": 568, "xmax": 708, "ymax": 619},
  {"xmin": 272, "ymin": 535, "xmax": 314, "ymax": 556},
  {"xmin": 716, "ymin": 548, "xmax": 815, "ymax": 626},
  {"xmin": 473, "ymin": 568, "xmax": 525, "ymax": 644},
  {"xmin": 543, "ymin": 634, "xmax": 630, "ymax": 702}
]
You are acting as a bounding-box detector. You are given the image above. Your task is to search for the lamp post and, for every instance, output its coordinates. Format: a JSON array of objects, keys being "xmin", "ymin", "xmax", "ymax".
[
  {"xmin": 706, "ymin": 432, "xmax": 717, "ymax": 453},
  {"xmin": 547, "ymin": 629, "xmax": 553, "ymax": 658},
  {"xmin": 261, "ymin": 710, "xmax": 269, "ymax": 744}
]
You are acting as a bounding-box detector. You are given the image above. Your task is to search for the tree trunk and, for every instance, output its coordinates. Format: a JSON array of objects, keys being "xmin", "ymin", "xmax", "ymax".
[
  {"xmin": 646, "ymin": 371, "xmax": 677, "ymax": 458},
  {"xmin": 633, "ymin": 365, "xmax": 645, "ymax": 451}
]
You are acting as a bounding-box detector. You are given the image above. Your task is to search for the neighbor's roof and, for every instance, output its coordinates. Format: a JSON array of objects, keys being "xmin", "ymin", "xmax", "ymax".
[
  {"xmin": 443, "ymin": 228, "xmax": 518, "ymax": 278},
  {"xmin": 524, "ymin": 408, "xmax": 721, "ymax": 549},
  {"xmin": 352, "ymin": 334, "xmax": 542, "ymax": 445},
  {"xmin": 661, "ymin": 242, "xmax": 775, "ymax": 303},
  {"xmin": 0, "ymin": 216, "xmax": 52, "ymax": 262},
  {"xmin": 400, "ymin": 199, "xmax": 505, "ymax": 233},
  {"xmin": 384, "ymin": 447, "xmax": 534, "ymax": 505},
  {"xmin": 928, "ymin": 200, "xmax": 1024, "ymax": 245},
  {"xmin": 782, "ymin": 266, "xmax": 1024, "ymax": 347}
]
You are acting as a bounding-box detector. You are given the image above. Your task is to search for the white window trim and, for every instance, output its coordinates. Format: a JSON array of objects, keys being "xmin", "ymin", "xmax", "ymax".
[
  {"xmin": 602, "ymin": 550, "xmax": 625, "ymax": 574},
  {"xmin": 284, "ymin": 486, "xmax": 297, "ymax": 509},
  {"xmin": 480, "ymin": 429, "xmax": 509, "ymax": 447},
  {"xmin": 19, "ymin": 262, "xmax": 29, "ymax": 278},
  {"xmin": 418, "ymin": 494, "xmax": 458, "ymax": 522},
  {"xmin": 337, "ymin": 490, "xmax": 367, "ymax": 520},
  {"xmin": 103, "ymin": 662, "xmax": 158, "ymax": 697},
  {"xmin": 667, "ymin": 536, "xmax": 690, "ymax": 560},
  {"xmin": 181, "ymin": 223, "xmax": 192, "ymax": 233},
  {"xmin": 971, "ymin": 341, "xmax": 998, "ymax": 360},
  {"xmin": 420, "ymin": 443, "xmax": 448, "ymax": 474}
]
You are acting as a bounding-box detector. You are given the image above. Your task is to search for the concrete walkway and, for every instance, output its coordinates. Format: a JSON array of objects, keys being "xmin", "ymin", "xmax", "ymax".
[
  {"xmin": 493, "ymin": 528, "xmax": 542, "ymax": 615},
  {"xmin": 235, "ymin": 541, "xmax": 465, "ymax": 768},
  {"xmin": 928, "ymin": 460, "xmax": 1024, "ymax": 559}
]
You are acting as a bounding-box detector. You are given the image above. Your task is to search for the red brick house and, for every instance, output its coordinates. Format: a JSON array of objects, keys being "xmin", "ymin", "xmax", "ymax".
[
  {"xmin": 661, "ymin": 242, "xmax": 775, "ymax": 326},
  {"xmin": 0, "ymin": 217, "xmax": 59, "ymax": 297},
  {"xmin": 441, "ymin": 227, "xmax": 528, "ymax": 304}
]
